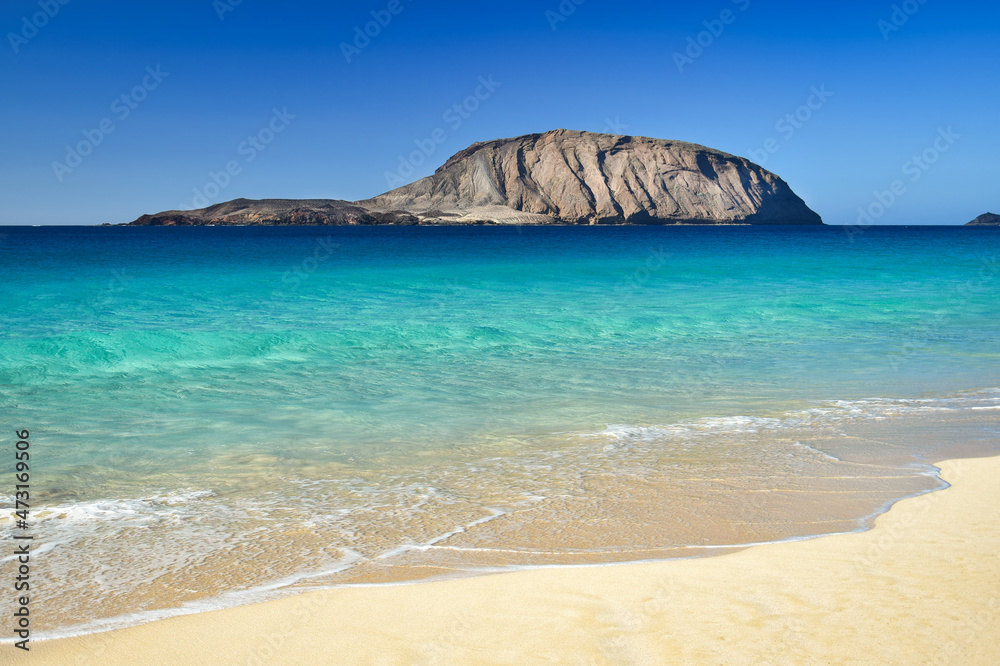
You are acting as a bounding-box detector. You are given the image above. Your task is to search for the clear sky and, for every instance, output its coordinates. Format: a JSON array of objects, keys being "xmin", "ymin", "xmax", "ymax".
[{"xmin": 2, "ymin": 0, "xmax": 997, "ymax": 225}]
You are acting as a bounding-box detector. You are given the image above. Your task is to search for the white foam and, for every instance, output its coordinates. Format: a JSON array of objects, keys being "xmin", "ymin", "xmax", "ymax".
[
  {"xmin": 791, "ymin": 441, "xmax": 841, "ymax": 462},
  {"xmin": 578, "ymin": 388, "xmax": 1000, "ymax": 454},
  {"xmin": 0, "ymin": 490, "xmax": 215, "ymax": 527},
  {"xmin": 377, "ymin": 508, "xmax": 507, "ymax": 559},
  {"xmin": 6, "ymin": 387, "xmax": 996, "ymax": 644},
  {"xmin": 6, "ymin": 548, "xmax": 364, "ymax": 644}
]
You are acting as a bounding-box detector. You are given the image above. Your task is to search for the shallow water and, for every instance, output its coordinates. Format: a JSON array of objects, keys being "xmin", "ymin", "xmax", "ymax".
[{"xmin": 1, "ymin": 225, "xmax": 998, "ymax": 636}]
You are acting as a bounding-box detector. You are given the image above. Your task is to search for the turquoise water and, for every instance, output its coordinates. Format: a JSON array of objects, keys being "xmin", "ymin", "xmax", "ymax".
[{"xmin": 1, "ymin": 225, "xmax": 999, "ymax": 635}]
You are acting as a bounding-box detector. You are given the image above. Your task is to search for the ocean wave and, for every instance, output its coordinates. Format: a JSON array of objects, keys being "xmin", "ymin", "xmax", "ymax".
[
  {"xmin": 2, "ymin": 387, "xmax": 997, "ymax": 642},
  {"xmin": 0, "ymin": 489, "xmax": 215, "ymax": 527},
  {"xmin": 581, "ymin": 388, "xmax": 1000, "ymax": 450}
]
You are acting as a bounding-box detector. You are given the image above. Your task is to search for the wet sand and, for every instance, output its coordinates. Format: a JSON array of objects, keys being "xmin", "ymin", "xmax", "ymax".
[
  {"xmin": 15, "ymin": 403, "xmax": 981, "ymax": 634},
  {"xmin": 17, "ymin": 455, "xmax": 999, "ymax": 665}
]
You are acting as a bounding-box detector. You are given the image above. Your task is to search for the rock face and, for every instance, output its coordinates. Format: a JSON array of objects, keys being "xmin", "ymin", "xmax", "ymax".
[
  {"xmin": 365, "ymin": 130, "xmax": 822, "ymax": 225},
  {"xmin": 127, "ymin": 130, "xmax": 823, "ymax": 226},
  {"xmin": 966, "ymin": 212, "xmax": 1000, "ymax": 226},
  {"xmin": 128, "ymin": 199, "xmax": 418, "ymax": 227}
]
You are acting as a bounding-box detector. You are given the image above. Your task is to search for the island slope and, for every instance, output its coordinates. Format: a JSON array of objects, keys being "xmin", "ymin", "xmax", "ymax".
[
  {"xmin": 966, "ymin": 212, "xmax": 1000, "ymax": 226},
  {"xmin": 127, "ymin": 130, "xmax": 823, "ymax": 226}
]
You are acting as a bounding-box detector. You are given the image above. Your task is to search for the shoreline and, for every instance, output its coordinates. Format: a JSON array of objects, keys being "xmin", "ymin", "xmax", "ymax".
[
  {"xmin": 15, "ymin": 455, "xmax": 999, "ymax": 664},
  {"xmin": 12, "ymin": 389, "xmax": 993, "ymax": 637},
  {"xmin": 12, "ymin": 464, "xmax": 941, "ymax": 645}
]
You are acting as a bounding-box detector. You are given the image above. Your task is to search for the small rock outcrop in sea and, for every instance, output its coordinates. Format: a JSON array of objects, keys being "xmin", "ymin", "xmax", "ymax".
[
  {"xmin": 966, "ymin": 212, "xmax": 1000, "ymax": 226},
  {"xmin": 126, "ymin": 130, "xmax": 824, "ymax": 226}
]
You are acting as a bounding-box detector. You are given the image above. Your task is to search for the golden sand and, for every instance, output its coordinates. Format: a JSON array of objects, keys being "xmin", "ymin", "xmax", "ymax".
[{"xmin": 16, "ymin": 456, "xmax": 1000, "ymax": 665}]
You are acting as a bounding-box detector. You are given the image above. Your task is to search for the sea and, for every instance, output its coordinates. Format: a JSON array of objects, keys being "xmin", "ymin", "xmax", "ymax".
[{"xmin": 1, "ymin": 224, "xmax": 998, "ymax": 638}]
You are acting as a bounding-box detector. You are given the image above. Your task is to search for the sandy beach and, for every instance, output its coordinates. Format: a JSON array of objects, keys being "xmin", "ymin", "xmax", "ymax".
[
  {"xmin": 7, "ymin": 0, "xmax": 1000, "ymax": 662},
  {"xmin": 12, "ymin": 455, "xmax": 997, "ymax": 665}
]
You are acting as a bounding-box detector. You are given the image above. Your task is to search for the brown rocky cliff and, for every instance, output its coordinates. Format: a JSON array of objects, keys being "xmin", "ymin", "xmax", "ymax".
[
  {"xmin": 128, "ymin": 130, "xmax": 823, "ymax": 226},
  {"xmin": 365, "ymin": 129, "xmax": 822, "ymax": 225}
]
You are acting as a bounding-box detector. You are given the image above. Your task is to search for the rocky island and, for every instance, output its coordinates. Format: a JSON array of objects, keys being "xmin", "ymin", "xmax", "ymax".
[
  {"xmin": 966, "ymin": 212, "xmax": 1000, "ymax": 226},
  {"xmin": 127, "ymin": 129, "xmax": 824, "ymax": 226}
]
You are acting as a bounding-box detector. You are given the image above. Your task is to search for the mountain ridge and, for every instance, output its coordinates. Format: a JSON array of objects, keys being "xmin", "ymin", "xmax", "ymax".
[{"xmin": 126, "ymin": 129, "xmax": 824, "ymax": 226}]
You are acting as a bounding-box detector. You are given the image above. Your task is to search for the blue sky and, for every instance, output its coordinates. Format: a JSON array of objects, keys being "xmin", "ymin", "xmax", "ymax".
[{"xmin": 1, "ymin": 0, "xmax": 997, "ymax": 225}]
